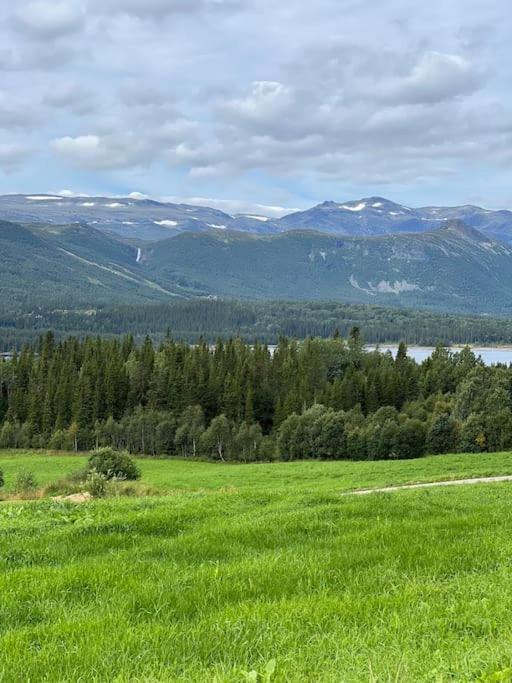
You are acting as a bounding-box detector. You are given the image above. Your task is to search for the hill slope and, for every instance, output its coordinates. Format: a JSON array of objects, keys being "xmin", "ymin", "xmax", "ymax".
[
  {"xmin": 2, "ymin": 217, "xmax": 512, "ymax": 314},
  {"xmin": 0, "ymin": 220, "xmax": 180, "ymax": 306},
  {"xmin": 140, "ymin": 221, "xmax": 512, "ymax": 314}
]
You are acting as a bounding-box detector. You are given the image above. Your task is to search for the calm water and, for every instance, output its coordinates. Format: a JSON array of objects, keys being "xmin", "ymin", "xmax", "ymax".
[
  {"xmin": 366, "ymin": 345, "xmax": 512, "ymax": 366},
  {"xmin": 266, "ymin": 345, "xmax": 512, "ymax": 365}
]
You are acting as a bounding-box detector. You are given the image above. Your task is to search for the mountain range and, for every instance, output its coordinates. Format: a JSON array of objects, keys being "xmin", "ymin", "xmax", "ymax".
[
  {"xmin": 2, "ymin": 194, "xmax": 512, "ymax": 243},
  {"xmin": 2, "ymin": 212, "xmax": 512, "ymax": 316}
]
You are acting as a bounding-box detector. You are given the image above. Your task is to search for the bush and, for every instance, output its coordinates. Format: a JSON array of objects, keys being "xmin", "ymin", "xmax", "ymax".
[
  {"xmin": 14, "ymin": 470, "xmax": 38, "ymax": 493},
  {"xmin": 0, "ymin": 469, "xmax": 4, "ymax": 488},
  {"xmin": 87, "ymin": 448, "xmax": 141, "ymax": 481},
  {"xmin": 86, "ymin": 468, "xmax": 108, "ymax": 498}
]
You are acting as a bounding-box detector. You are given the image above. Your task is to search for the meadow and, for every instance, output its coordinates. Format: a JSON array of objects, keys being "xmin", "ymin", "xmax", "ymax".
[{"xmin": 2, "ymin": 451, "xmax": 512, "ymax": 681}]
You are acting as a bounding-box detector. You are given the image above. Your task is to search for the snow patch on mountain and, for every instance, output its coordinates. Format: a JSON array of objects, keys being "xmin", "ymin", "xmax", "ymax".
[
  {"xmin": 340, "ymin": 202, "xmax": 366, "ymax": 212},
  {"xmin": 374, "ymin": 280, "xmax": 421, "ymax": 294},
  {"xmin": 154, "ymin": 220, "xmax": 178, "ymax": 228},
  {"xmin": 350, "ymin": 275, "xmax": 422, "ymax": 295}
]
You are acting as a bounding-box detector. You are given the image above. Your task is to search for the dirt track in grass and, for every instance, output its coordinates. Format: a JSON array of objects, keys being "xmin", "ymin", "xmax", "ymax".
[{"xmin": 347, "ymin": 474, "xmax": 512, "ymax": 495}]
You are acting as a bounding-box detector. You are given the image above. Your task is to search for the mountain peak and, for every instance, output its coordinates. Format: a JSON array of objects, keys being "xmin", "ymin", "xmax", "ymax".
[{"xmin": 441, "ymin": 219, "xmax": 487, "ymax": 241}]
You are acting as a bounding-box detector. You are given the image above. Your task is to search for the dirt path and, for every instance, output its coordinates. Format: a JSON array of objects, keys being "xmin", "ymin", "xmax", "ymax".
[{"xmin": 346, "ymin": 474, "xmax": 512, "ymax": 495}]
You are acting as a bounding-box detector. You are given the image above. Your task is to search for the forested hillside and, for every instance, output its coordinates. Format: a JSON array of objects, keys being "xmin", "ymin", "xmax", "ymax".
[
  {"xmin": 3, "ymin": 216, "xmax": 512, "ymax": 315},
  {"xmin": 140, "ymin": 222, "xmax": 512, "ymax": 313},
  {"xmin": 0, "ymin": 330, "xmax": 509, "ymax": 460},
  {"xmin": 0, "ymin": 220, "xmax": 176, "ymax": 307}
]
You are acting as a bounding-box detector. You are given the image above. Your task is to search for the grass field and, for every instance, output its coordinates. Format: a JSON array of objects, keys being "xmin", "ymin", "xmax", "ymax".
[
  {"xmin": 3, "ymin": 449, "xmax": 512, "ymax": 494},
  {"xmin": 2, "ymin": 451, "xmax": 512, "ymax": 681}
]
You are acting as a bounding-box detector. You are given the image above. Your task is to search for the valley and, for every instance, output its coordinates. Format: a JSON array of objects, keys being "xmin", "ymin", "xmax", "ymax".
[
  {"xmin": 2, "ymin": 208, "xmax": 512, "ymax": 316},
  {"xmin": 3, "ymin": 1, "xmax": 511, "ymax": 680}
]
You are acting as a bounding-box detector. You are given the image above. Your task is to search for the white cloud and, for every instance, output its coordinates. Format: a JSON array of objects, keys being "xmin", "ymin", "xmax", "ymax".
[
  {"xmin": 220, "ymin": 81, "xmax": 294, "ymax": 129},
  {"xmin": 0, "ymin": 0, "xmax": 511, "ymax": 207},
  {"xmin": 374, "ymin": 52, "xmax": 482, "ymax": 104},
  {"xmin": 56, "ymin": 189, "xmax": 88, "ymax": 197},
  {"xmin": 51, "ymin": 133, "xmax": 150, "ymax": 170},
  {"xmin": 15, "ymin": 1, "xmax": 85, "ymax": 39},
  {"xmin": 163, "ymin": 196, "xmax": 298, "ymax": 218}
]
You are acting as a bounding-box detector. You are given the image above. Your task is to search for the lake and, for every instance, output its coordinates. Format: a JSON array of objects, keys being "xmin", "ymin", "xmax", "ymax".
[{"xmin": 366, "ymin": 345, "xmax": 512, "ymax": 366}]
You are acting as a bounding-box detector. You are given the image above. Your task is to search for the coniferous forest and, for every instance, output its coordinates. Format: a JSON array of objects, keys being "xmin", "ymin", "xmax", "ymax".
[
  {"xmin": 3, "ymin": 299, "xmax": 512, "ymax": 350},
  {"xmin": 0, "ymin": 329, "xmax": 511, "ymax": 461}
]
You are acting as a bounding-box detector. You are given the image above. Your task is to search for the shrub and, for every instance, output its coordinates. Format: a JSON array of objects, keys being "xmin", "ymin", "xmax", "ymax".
[
  {"xmin": 14, "ymin": 470, "xmax": 38, "ymax": 493},
  {"xmin": 86, "ymin": 468, "xmax": 108, "ymax": 498},
  {"xmin": 87, "ymin": 448, "xmax": 141, "ymax": 481}
]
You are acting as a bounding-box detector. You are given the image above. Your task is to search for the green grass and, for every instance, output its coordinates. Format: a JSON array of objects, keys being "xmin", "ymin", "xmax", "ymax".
[
  {"xmin": 2, "ymin": 449, "xmax": 512, "ymax": 494},
  {"xmin": 2, "ymin": 451, "xmax": 512, "ymax": 680}
]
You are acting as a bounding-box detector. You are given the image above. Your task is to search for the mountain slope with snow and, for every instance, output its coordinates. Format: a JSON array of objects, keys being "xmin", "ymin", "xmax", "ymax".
[
  {"xmin": 2, "ymin": 194, "xmax": 512, "ymax": 244},
  {"xmin": 0, "ymin": 194, "xmax": 282, "ymax": 241},
  {"xmin": 278, "ymin": 197, "xmax": 512, "ymax": 241}
]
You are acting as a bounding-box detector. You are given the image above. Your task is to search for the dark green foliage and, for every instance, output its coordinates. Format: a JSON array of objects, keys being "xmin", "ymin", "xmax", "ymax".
[
  {"xmin": 394, "ymin": 419, "xmax": 426, "ymax": 459},
  {"xmin": 426, "ymin": 413, "xmax": 459, "ymax": 455},
  {"xmin": 140, "ymin": 224, "xmax": 512, "ymax": 315},
  {"xmin": 1, "ymin": 331, "xmax": 512, "ymax": 462},
  {"xmin": 0, "ymin": 469, "xmax": 3, "ymax": 488},
  {"xmin": 87, "ymin": 448, "xmax": 141, "ymax": 481},
  {"xmin": 4, "ymin": 299, "xmax": 512, "ymax": 352}
]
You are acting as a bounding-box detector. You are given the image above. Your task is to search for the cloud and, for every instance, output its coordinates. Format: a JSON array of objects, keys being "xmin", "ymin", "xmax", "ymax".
[
  {"xmin": 220, "ymin": 81, "xmax": 294, "ymax": 124},
  {"xmin": 0, "ymin": 93, "xmax": 37, "ymax": 129},
  {"xmin": 51, "ymin": 134, "xmax": 150, "ymax": 170},
  {"xmin": 43, "ymin": 84, "xmax": 94, "ymax": 115},
  {"xmin": 14, "ymin": 1, "xmax": 85, "ymax": 39},
  {"xmin": 91, "ymin": 0, "xmax": 246, "ymax": 19},
  {"xmin": 51, "ymin": 114, "xmax": 200, "ymax": 171},
  {"xmin": 118, "ymin": 80, "xmax": 171, "ymax": 107},
  {"xmin": 0, "ymin": 0, "xmax": 511, "ymax": 207},
  {"xmin": 0, "ymin": 143, "xmax": 33, "ymax": 172},
  {"xmin": 163, "ymin": 195, "xmax": 297, "ymax": 217},
  {"xmin": 373, "ymin": 52, "xmax": 482, "ymax": 104},
  {"xmin": 56, "ymin": 189, "xmax": 86, "ymax": 198}
]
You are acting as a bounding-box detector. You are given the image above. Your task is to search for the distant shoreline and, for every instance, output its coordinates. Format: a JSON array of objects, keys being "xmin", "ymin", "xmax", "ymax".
[{"xmin": 367, "ymin": 344, "xmax": 512, "ymax": 350}]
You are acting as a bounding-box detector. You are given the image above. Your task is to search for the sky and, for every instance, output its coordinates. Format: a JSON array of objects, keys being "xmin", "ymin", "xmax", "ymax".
[{"xmin": 0, "ymin": 0, "xmax": 511, "ymax": 215}]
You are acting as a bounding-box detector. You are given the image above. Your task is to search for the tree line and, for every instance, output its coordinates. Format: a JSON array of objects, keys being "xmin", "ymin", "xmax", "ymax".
[
  {"xmin": 0, "ymin": 329, "xmax": 510, "ymax": 461},
  {"xmin": 3, "ymin": 299, "xmax": 512, "ymax": 350}
]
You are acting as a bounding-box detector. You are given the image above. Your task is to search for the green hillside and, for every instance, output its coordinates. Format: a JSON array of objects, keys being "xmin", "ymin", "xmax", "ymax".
[
  {"xmin": 2, "ymin": 451, "xmax": 512, "ymax": 681},
  {"xmin": 3, "ymin": 218, "xmax": 512, "ymax": 315},
  {"xmin": 0, "ymin": 220, "xmax": 178, "ymax": 306},
  {"xmin": 142, "ymin": 221, "xmax": 512, "ymax": 314}
]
